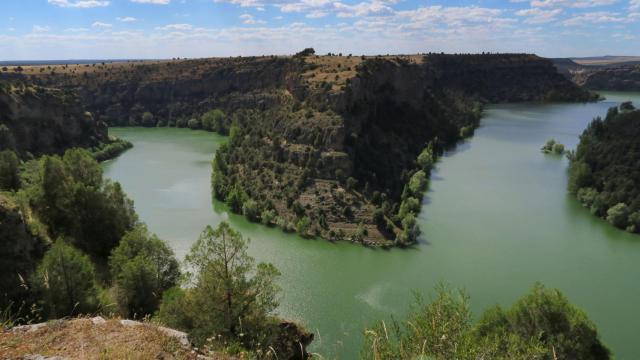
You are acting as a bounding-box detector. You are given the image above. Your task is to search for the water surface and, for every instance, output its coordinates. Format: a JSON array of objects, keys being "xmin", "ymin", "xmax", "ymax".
[{"xmin": 104, "ymin": 92, "xmax": 640, "ymax": 359}]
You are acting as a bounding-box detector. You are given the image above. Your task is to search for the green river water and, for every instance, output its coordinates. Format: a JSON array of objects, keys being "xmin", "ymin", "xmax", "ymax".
[{"xmin": 103, "ymin": 91, "xmax": 640, "ymax": 359}]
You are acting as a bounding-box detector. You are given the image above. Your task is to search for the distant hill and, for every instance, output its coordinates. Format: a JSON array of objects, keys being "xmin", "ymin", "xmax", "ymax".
[
  {"xmin": 571, "ymin": 56, "xmax": 640, "ymax": 67},
  {"xmin": 0, "ymin": 59, "xmax": 152, "ymax": 66}
]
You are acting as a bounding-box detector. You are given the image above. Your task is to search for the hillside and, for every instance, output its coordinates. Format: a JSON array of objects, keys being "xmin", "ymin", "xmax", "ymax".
[
  {"xmin": 6, "ymin": 53, "xmax": 594, "ymax": 246},
  {"xmin": 568, "ymin": 103, "xmax": 640, "ymax": 233},
  {"xmin": 0, "ymin": 82, "xmax": 108, "ymax": 157},
  {"xmin": 573, "ymin": 65, "xmax": 640, "ymax": 91}
]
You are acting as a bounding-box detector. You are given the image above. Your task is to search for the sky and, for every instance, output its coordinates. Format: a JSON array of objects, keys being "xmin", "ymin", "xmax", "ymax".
[{"xmin": 0, "ymin": 0, "xmax": 639, "ymax": 60}]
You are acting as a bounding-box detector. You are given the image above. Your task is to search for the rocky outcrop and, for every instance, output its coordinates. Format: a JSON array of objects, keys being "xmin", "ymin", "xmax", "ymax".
[
  {"xmin": 2, "ymin": 317, "xmax": 312, "ymax": 360},
  {"xmin": 573, "ymin": 65, "xmax": 640, "ymax": 91},
  {"xmin": 0, "ymin": 83, "xmax": 107, "ymax": 156},
  {"xmin": 15, "ymin": 54, "xmax": 593, "ymax": 246}
]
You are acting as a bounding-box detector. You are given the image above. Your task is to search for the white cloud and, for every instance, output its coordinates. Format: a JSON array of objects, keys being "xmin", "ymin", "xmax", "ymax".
[
  {"xmin": 631, "ymin": 0, "xmax": 640, "ymax": 10},
  {"xmin": 530, "ymin": 0, "xmax": 618, "ymax": 8},
  {"xmin": 92, "ymin": 21, "xmax": 113, "ymax": 28},
  {"xmin": 239, "ymin": 13, "xmax": 267, "ymax": 24},
  {"xmin": 131, "ymin": 0, "xmax": 170, "ymax": 4},
  {"xmin": 214, "ymin": 0, "xmax": 263, "ymax": 8},
  {"xmin": 156, "ymin": 23, "xmax": 194, "ymax": 30},
  {"xmin": 32, "ymin": 25, "xmax": 51, "ymax": 32},
  {"xmin": 48, "ymin": 0, "xmax": 110, "ymax": 8},
  {"xmin": 516, "ymin": 8, "xmax": 563, "ymax": 23},
  {"xmin": 117, "ymin": 17, "xmax": 138, "ymax": 22},
  {"xmin": 562, "ymin": 11, "xmax": 631, "ymax": 25}
]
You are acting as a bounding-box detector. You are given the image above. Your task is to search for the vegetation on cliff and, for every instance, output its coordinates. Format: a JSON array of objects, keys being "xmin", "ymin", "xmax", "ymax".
[
  {"xmin": 362, "ymin": 283, "xmax": 610, "ymax": 360},
  {"xmin": 8, "ymin": 53, "xmax": 595, "ymax": 246},
  {"xmin": 0, "ymin": 147, "xmax": 309, "ymax": 358},
  {"xmin": 157, "ymin": 222, "xmax": 312, "ymax": 358},
  {"xmin": 568, "ymin": 102, "xmax": 640, "ymax": 233}
]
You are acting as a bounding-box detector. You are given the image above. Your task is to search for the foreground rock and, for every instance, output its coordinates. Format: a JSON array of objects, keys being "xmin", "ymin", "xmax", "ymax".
[{"xmin": 0, "ymin": 317, "xmax": 235, "ymax": 360}]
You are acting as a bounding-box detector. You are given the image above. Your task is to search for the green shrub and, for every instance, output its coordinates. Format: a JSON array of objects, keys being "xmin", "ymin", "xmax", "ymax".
[
  {"xmin": 606, "ymin": 203, "xmax": 630, "ymax": 229},
  {"xmin": 34, "ymin": 241, "xmax": 99, "ymax": 318},
  {"xmin": 110, "ymin": 225, "xmax": 180, "ymax": 318},
  {"xmin": 187, "ymin": 118, "xmax": 201, "ymax": 130},
  {"xmin": 0, "ymin": 150, "xmax": 20, "ymax": 190}
]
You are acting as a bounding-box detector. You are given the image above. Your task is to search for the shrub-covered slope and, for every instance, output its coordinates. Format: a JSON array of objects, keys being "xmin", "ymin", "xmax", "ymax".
[
  {"xmin": 569, "ymin": 103, "xmax": 640, "ymax": 233},
  {"xmin": 0, "ymin": 82, "xmax": 108, "ymax": 156},
  {"xmin": 15, "ymin": 53, "xmax": 594, "ymax": 245}
]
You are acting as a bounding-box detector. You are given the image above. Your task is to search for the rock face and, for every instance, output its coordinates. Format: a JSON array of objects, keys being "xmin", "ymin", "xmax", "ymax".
[
  {"xmin": 19, "ymin": 54, "xmax": 592, "ymax": 245},
  {"xmin": 0, "ymin": 195, "xmax": 47, "ymax": 311},
  {"xmin": 573, "ymin": 65, "xmax": 640, "ymax": 91},
  {"xmin": 0, "ymin": 83, "xmax": 107, "ymax": 156}
]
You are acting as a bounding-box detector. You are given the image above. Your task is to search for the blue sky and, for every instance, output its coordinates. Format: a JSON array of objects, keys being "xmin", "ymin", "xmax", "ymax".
[{"xmin": 1, "ymin": 0, "xmax": 639, "ymax": 60}]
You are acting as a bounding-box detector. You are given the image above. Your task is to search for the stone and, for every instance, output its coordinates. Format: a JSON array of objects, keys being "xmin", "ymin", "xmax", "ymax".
[{"xmin": 157, "ymin": 326, "xmax": 190, "ymax": 347}]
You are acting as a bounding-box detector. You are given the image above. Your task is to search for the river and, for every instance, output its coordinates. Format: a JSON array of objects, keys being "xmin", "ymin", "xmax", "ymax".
[{"xmin": 103, "ymin": 91, "xmax": 640, "ymax": 359}]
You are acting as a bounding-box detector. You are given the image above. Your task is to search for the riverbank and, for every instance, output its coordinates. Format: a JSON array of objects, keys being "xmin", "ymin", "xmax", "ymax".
[{"xmin": 104, "ymin": 92, "xmax": 640, "ymax": 359}]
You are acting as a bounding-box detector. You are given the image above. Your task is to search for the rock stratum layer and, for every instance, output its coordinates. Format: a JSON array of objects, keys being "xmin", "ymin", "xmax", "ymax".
[
  {"xmin": 0, "ymin": 83, "xmax": 107, "ymax": 156},
  {"xmin": 14, "ymin": 54, "xmax": 593, "ymax": 245}
]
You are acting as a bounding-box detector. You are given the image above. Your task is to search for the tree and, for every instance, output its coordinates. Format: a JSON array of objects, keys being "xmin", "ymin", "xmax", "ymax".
[
  {"xmin": 0, "ymin": 150, "xmax": 20, "ymax": 190},
  {"xmin": 110, "ymin": 225, "xmax": 180, "ymax": 318},
  {"xmin": 201, "ymin": 109, "xmax": 225, "ymax": 133},
  {"xmin": 225, "ymin": 183, "xmax": 245, "ymax": 213},
  {"xmin": 398, "ymin": 197, "xmax": 420, "ymax": 220},
  {"xmin": 160, "ymin": 222, "xmax": 281, "ymax": 348},
  {"xmin": 417, "ymin": 143, "xmax": 435, "ymax": 173},
  {"xmin": 476, "ymin": 283, "xmax": 610, "ymax": 360},
  {"xmin": 242, "ymin": 199, "xmax": 260, "ymax": 222},
  {"xmin": 0, "ymin": 124, "xmax": 16, "ymax": 151},
  {"xmin": 407, "ymin": 170, "xmax": 428, "ymax": 197},
  {"xmin": 568, "ymin": 161, "xmax": 593, "ymax": 194},
  {"xmin": 362, "ymin": 283, "xmax": 610, "ymax": 360},
  {"xmin": 141, "ymin": 112, "xmax": 155, "ymax": 127},
  {"xmin": 34, "ymin": 241, "xmax": 99, "ymax": 318},
  {"xmin": 397, "ymin": 212, "xmax": 419, "ymax": 245},
  {"xmin": 187, "ymin": 118, "xmax": 201, "ymax": 130},
  {"xmin": 606, "ymin": 203, "xmax": 629, "ymax": 229},
  {"xmin": 552, "ymin": 142, "xmax": 565, "ymax": 155}
]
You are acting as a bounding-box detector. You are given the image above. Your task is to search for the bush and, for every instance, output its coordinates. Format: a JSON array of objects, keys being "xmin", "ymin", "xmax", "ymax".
[
  {"xmin": 407, "ymin": 170, "xmax": 428, "ymax": 198},
  {"xmin": 606, "ymin": 203, "xmax": 630, "ymax": 229},
  {"xmin": 552, "ymin": 142, "xmax": 565, "ymax": 154},
  {"xmin": 187, "ymin": 118, "xmax": 201, "ymax": 130},
  {"xmin": 0, "ymin": 150, "xmax": 20, "ymax": 190},
  {"xmin": 32, "ymin": 149, "xmax": 138, "ymax": 259},
  {"xmin": 241, "ymin": 199, "xmax": 260, "ymax": 222},
  {"xmin": 568, "ymin": 161, "xmax": 593, "ymax": 194},
  {"xmin": 201, "ymin": 109, "xmax": 225, "ymax": 133},
  {"xmin": 362, "ymin": 283, "xmax": 610, "ymax": 360},
  {"xmin": 34, "ymin": 241, "xmax": 99, "ymax": 318},
  {"xmin": 109, "ymin": 225, "xmax": 180, "ymax": 318},
  {"xmin": 260, "ymin": 209, "xmax": 276, "ymax": 226},
  {"xmin": 141, "ymin": 112, "xmax": 155, "ymax": 127}
]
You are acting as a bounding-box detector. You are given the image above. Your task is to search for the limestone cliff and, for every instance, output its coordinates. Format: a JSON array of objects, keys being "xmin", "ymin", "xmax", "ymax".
[
  {"xmin": 16, "ymin": 54, "xmax": 593, "ymax": 245},
  {"xmin": 0, "ymin": 82, "xmax": 107, "ymax": 156}
]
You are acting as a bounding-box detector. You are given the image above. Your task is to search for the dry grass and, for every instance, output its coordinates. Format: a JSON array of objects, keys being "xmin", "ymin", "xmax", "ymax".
[
  {"xmin": 302, "ymin": 55, "xmax": 424, "ymax": 92},
  {"xmin": 0, "ymin": 318, "xmax": 233, "ymax": 360}
]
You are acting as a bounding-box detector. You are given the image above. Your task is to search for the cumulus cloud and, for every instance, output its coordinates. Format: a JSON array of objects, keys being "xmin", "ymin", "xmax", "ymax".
[
  {"xmin": 516, "ymin": 8, "xmax": 563, "ymax": 23},
  {"xmin": 240, "ymin": 14, "xmax": 267, "ymax": 24},
  {"xmin": 530, "ymin": 0, "xmax": 618, "ymax": 8},
  {"xmin": 156, "ymin": 23, "xmax": 193, "ymax": 30},
  {"xmin": 48, "ymin": 0, "xmax": 110, "ymax": 8},
  {"xmin": 117, "ymin": 17, "xmax": 138, "ymax": 22},
  {"xmin": 32, "ymin": 25, "xmax": 51, "ymax": 32},
  {"xmin": 131, "ymin": 0, "xmax": 170, "ymax": 4},
  {"xmin": 92, "ymin": 21, "xmax": 113, "ymax": 28},
  {"xmin": 562, "ymin": 11, "xmax": 631, "ymax": 25}
]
